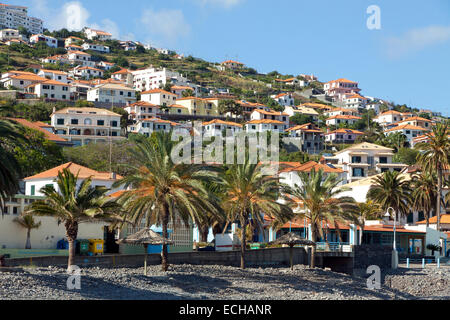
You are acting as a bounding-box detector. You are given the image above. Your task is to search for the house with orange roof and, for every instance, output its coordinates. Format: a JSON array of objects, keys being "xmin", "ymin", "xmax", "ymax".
[
  {"xmin": 324, "ymin": 128, "xmax": 364, "ymax": 144},
  {"xmin": 284, "ymin": 105, "xmax": 319, "ymax": 120},
  {"xmin": 158, "ymin": 104, "xmax": 189, "ymax": 116},
  {"xmin": 23, "ymin": 162, "xmax": 123, "ymax": 197},
  {"xmin": 203, "ymin": 119, "xmax": 243, "ymax": 137},
  {"xmin": 324, "ymin": 107, "xmax": 360, "ymax": 118},
  {"xmin": 87, "ymin": 83, "xmax": 136, "ymax": 105},
  {"xmin": 97, "ymin": 61, "xmax": 116, "ymax": 71},
  {"xmin": 384, "ymin": 124, "xmax": 430, "ymax": 147},
  {"xmin": 64, "ymin": 36, "xmax": 83, "ymax": 47},
  {"xmin": 70, "ymin": 66, "xmax": 104, "ymax": 80},
  {"xmin": 40, "ymin": 54, "xmax": 70, "ymax": 65},
  {"xmin": 220, "ymin": 60, "xmax": 244, "ymax": 70},
  {"xmin": 270, "ymin": 92, "xmax": 294, "ymax": 107},
  {"xmin": 66, "ymin": 50, "xmax": 96, "ymax": 67},
  {"xmin": 25, "ymin": 79, "xmax": 71, "ymax": 100},
  {"xmin": 82, "ymin": 42, "xmax": 110, "ymax": 53},
  {"xmin": 84, "ymin": 28, "xmax": 112, "ymax": 41},
  {"xmin": 373, "ymin": 110, "xmax": 413, "ymax": 127},
  {"xmin": 323, "ymin": 78, "xmax": 361, "ymax": 102},
  {"xmin": 37, "ymin": 69, "xmax": 69, "ymax": 84},
  {"xmin": 285, "ymin": 123, "xmax": 324, "ymax": 154},
  {"xmin": 124, "ymin": 101, "xmax": 160, "ymax": 121},
  {"xmin": 1, "ymin": 72, "xmax": 47, "ymax": 90},
  {"xmin": 141, "ymin": 88, "xmax": 177, "ymax": 106},
  {"xmin": 29, "ymin": 34, "xmax": 57, "ymax": 48},
  {"xmin": 274, "ymin": 77, "xmax": 308, "ymax": 87},
  {"xmin": 65, "ymin": 43, "xmax": 84, "ymax": 52},
  {"xmin": 111, "ymin": 68, "xmax": 132, "ymax": 84},
  {"xmin": 396, "ymin": 116, "xmax": 432, "ymax": 130},
  {"xmin": 344, "ymin": 93, "xmax": 368, "ymax": 109},
  {"xmin": 250, "ymin": 109, "xmax": 289, "ymax": 127},
  {"xmin": 299, "ymin": 102, "xmax": 333, "ymax": 111},
  {"xmin": 51, "ymin": 107, "xmax": 124, "ymax": 146},
  {"xmin": 170, "ymin": 85, "xmax": 196, "ymax": 99},
  {"xmin": 245, "ymin": 119, "xmax": 287, "ymax": 133},
  {"xmin": 127, "ymin": 117, "xmax": 180, "ymax": 136},
  {"xmin": 175, "ymin": 96, "xmax": 221, "ymax": 116},
  {"xmin": 325, "ymin": 114, "xmax": 362, "ymax": 127}
]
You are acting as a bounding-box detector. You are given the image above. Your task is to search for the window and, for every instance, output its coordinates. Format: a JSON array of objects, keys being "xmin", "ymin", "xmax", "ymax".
[
  {"xmin": 97, "ymin": 120, "xmax": 104, "ymax": 126},
  {"xmin": 351, "ymin": 156, "xmax": 362, "ymax": 163},
  {"xmin": 57, "ymin": 118, "xmax": 64, "ymax": 125},
  {"xmin": 111, "ymin": 121, "xmax": 118, "ymax": 127},
  {"xmin": 31, "ymin": 185, "xmax": 35, "ymax": 196},
  {"xmin": 352, "ymin": 168, "xmax": 364, "ymax": 177},
  {"xmin": 71, "ymin": 119, "xmax": 78, "ymax": 125},
  {"xmin": 379, "ymin": 157, "xmax": 387, "ymax": 164}
]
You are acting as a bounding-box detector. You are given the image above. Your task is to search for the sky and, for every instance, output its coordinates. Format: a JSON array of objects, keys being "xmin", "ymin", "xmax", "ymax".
[{"xmin": 19, "ymin": 0, "xmax": 450, "ymax": 116}]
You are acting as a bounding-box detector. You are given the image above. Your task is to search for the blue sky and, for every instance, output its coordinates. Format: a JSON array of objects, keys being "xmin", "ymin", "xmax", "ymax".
[{"xmin": 23, "ymin": 0, "xmax": 450, "ymax": 115}]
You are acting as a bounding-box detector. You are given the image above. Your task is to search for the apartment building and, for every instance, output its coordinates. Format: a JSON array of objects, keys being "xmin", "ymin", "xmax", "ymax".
[
  {"xmin": 285, "ymin": 123, "xmax": 324, "ymax": 154},
  {"xmin": 141, "ymin": 88, "xmax": 177, "ymax": 106},
  {"xmin": 324, "ymin": 128, "xmax": 364, "ymax": 144},
  {"xmin": 29, "ymin": 34, "xmax": 57, "ymax": 48},
  {"xmin": 51, "ymin": 107, "xmax": 123, "ymax": 146},
  {"xmin": 0, "ymin": 4, "xmax": 43, "ymax": 34},
  {"xmin": 84, "ymin": 28, "xmax": 112, "ymax": 41},
  {"xmin": 324, "ymin": 78, "xmax": 361, "ymax": 102},
  {"xmin": 87, "ymin": 83, "xmax": 136, "ymax": 105},
  {"xmin": 82, "ymin": 43, "xmax": 110, "ymax": 53},
  {"xmin": 203, "ymin": 119, "xmax": 243, "ymax": 137},
  {"xmin": 324, "ymin": 142, "xmax": 407, "ymax": 183},
  {"xmin": 131, "ymin": 67, "xmax": 190, "ymax": 92},
  {"xmin": 26, "ymin": 79, "xmax": 70, "ymax": 100}
]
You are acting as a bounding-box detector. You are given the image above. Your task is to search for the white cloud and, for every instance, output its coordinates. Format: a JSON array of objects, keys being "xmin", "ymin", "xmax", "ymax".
[
  {"xmin": 140, "ymin": 9, "xmax": 191, "ymax": 45},
  {"xmin": 195, "ymin": 0, "xmax": 243, "ymax": 8},
  {"xmin": 385, "ymin": 25, "xmax": 450, "ymax": 59},
  {"xmin": 29, "ymin": 0, "xmax": 134, "ymax": 40}
]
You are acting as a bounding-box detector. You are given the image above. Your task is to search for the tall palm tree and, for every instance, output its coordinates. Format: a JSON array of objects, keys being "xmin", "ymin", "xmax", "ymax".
[
  {"xmin": 367, "ymin": 171, "xmax": 413, "ymax": 221},
  {"xmin": 13, "ymin": 214, "xmax": 41, "ymax": 249},
  {"xmin": 354, "ymin": 200, "xmax": 382, "ymax": 245},
  {"xmin": 284, "ymin": 169, "xmax": 355, "ymax": 268},
  {"xmin": 220, "ymin": 160, "xmax": 293, "ymax": 269},
  {"xmin": 416, "ymin": 122, "xmax": 450, "ymax": 231},
  {"xmin": 411, "ymin": 170, "xmax": 437, "ymax": 227},
  {"xmin": 0, "ymin": 108, "xmax": 27, "ymax": 210},
  {"xmin": 25, "ymin": 168, "xmax": 123, "ymax": 269},
  {"xmin": 113, "ymin": 133, "xmax": 221, "ymax": 271}
]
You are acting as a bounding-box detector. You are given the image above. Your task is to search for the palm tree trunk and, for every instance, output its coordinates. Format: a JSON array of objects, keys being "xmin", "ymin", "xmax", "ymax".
[
  {"xmin": 437, "ymin": 168, "xmax": 442, "ymax": 232},
  {"xmin": 310, "ymin": 228, "xmax": 316, "ymax": 268},
  {"xmin": 25, "ymin": 229, "xmax": 31, "ymax": 249},
  {"xmin": 359, "ymin": 226, "xmax": 364, "ymax": 246},
  {"xmin": 161, "ymin": 207, "xmax": 169, "ymax": 272},
  {"xmin": 65, "ymin": 220, "xmax": 78, "ymax": 270},
  {"xmin": 240, "ymin": 218, "xmax": 247, "ymax": 270},
  {"xmin": 289, "ymin": 245, "xmax": 293, "ymax": 270},
  {"xmin": 200, "ymin": 225, "xmax": 209, "ymax": 243},
  {"xmin": 143, "ymin": 244, "xmax": 148, "ymax": 276}
]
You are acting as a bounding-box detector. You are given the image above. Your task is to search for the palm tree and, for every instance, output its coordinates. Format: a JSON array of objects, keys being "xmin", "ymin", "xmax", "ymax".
[
  {"xmin": 367, "ymin": 171, "xmax": 413, "ymax": 221},
  {"xmin": 25, "ymin": 168, "xmax": 123, "ymax": 269},
  {"xmin": 220, "ymin": 160, "xmax": 292, "ymax": 269},
  {"xmin": 284, "ymin": 169, "xmax": 355, "ymax": 268},
  {"xmin": 354, "ymin": 200, "xmax": 382, "ymax": 245},
  {"xmin": 13, "ymin": 214, "xmax": 41, "ymax": 249},
  {"xmin": 416, "ymin": 122, "xmax": 450, "ymax": 231},
  {"xmin": 113, "ymin": 133, "xmax": 221, "ymax": 271},
  {"xmin": 0, "ymin": 108, "xmax": 27, "ymax": 210},
  {"xmin": 411, "ymin": 170, "xmax": 437, "ymax": 227}
]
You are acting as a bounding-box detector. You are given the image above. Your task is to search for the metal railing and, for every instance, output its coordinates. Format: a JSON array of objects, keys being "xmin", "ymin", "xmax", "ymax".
[{"xmin": 315, "ymin": 242, "xmax": 352, "ymax": 252}]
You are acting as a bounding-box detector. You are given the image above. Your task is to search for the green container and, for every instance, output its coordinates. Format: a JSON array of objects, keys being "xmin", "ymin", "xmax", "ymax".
[{"xmin": 78, "ymin": 239, "xmax": 90, "ymax": 255}]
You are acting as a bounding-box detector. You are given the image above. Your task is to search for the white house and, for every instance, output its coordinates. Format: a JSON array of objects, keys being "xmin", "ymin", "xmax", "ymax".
[
  {"xmin": 29, "ymin": 34, "xmax": 57, "ymax": 48},
  {"xmin": 270, "ymin": 92, "xmax": 295, "ymax": 107},
  {"xmin": 82, "ymin": 43, "xmax": 110, "ymax": 53},
  {"xmin": 203, "ymin": 119, "xmax": 243, "ymax": 137},
  {"xmin": 1, "ymin": 71, "xmax": 46, "ymax": 90},
  {"xmin": 324, "ymin": 128, "xmax": 364, "ymax": 144},
  {"xmin": 284, "ymin": 105, "xmax": 319, "ymax": 121},
  {"xmin": 323, "ymin": 142, "xmax": 408, "ymax": 183},
  {"xmin": 285, "ymin": 123, "xmax": 324, "ymax": 154},
  {"xmin": 344, "ymin": 93, "xmax": 368, "ymax": 109},
  {"xmin": 26, "ymin": 80, "xmax": 71, "ymax": 101},
  {"xmin": 24, "ymin": 162, "xmax": 123, "ymax": 197},
  {"xmin": 64, "ymin": 36, "xmax": 83, "ymax": 46},
  {"xmin": 97, "ymin": 61, "xmax": 116, "ymax": 71},
  {"xmin": 384, "ymin": 124, "xmax": 430, "ymax": 147},
  {"xmin": 0, "ymin": 28, "xmax": 21, "ymax": 41},
  {"xmin": 373, "ymin": 110, "xmax": 413, "ymax": 127},
  {"xmin": 51, "ymin": 107, "xmax": 123, "ymax": 146},
  {"xmin": 250, "ymin": 109, "xmax": 289, "ymax": 127},
  {"xmin": 326, "ymin": 115, "xmax": 362, "ymax": 127},
  {"xmin": 37, "ymin": 69, "xmax": 69, "ymax": 84},
  {"xmin": 66, "ymin": 50, "xmax": 96, "ymax": 67},
  {"xmin": 131, "ymin": 67, "xmax": 191, "ymax": 92},
  {"xmin": 71, "ymin": 66, "xmax": 104, "ymax": 80},
  {"xmin": 140, "ymin": 88, "xmax": 177, "ymax": 106},
  {"xmin": 65, "ymin": 43, "xmax": 83, "ymax": 52},
  {"xmin": 124, "ymin": 101, "xmax": 160, "ymax": 122},
  {"xmin": 87, "ymin": 83, "xmax": 136, "ymax": 105},
  {"xmin": 84, "ymin": 28, "xmax": 112, "ymax": 41},
  {"xmin": 245, "ymin": 119, "xmax": 287, "ymax": 133},
  {"xmin": 324, "ymin": 107, "xmax": 360, "ymax": 118},
  {"xmin": 127, "ymin": 117, "xmax": 179, "ymax": 137},
  {"xmin": 41, "ymin": 54, "xmax": 70, "ymax": 65},
  {"xmin": 324, "ymin": 78, "xmax": 361, "ymax": 102}
]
